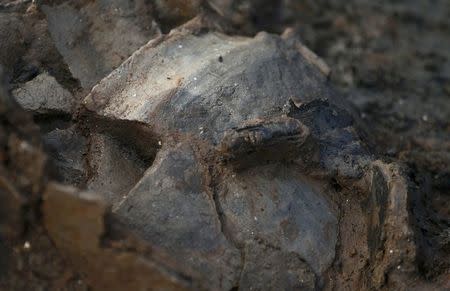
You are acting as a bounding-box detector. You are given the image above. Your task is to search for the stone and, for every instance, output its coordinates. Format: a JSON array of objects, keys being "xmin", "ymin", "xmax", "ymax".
[
  {"xmin": 84, "ymin": 29, "xmax": 337, "ymax": 143},
  {"xmin": 115, "ymin": 142, "xmax": 241, "ymax": 290},
  {"xmin": 218, "ymin": 164, "xmax": 338, "ymax": 274},
  {"xmin": 42, "ymin": 125, "xmax": 86, "ymax": 187},
  {"xmin": 83, "ymin": 24, "xmax": 364, "ymax": 289},
  {"xmin": 0, "ymin": 5, "xmax": 77, "ymax": 90},
  {"xmin": 41, "ymin": 0, "xmax": 161, "ymax": 89},
  {"xmin": 12, "ymin": 73, "xmax": 74, "ymax": 114}
]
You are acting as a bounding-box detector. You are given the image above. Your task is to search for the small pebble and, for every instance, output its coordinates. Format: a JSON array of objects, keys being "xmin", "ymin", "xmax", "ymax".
[
  {"xmin": 178, "ymin": 45, "xmax": 183, "ymax": 49},
  {"xmin": 422, "ymin": 114, "xmax": 428, "ymax": 122}
]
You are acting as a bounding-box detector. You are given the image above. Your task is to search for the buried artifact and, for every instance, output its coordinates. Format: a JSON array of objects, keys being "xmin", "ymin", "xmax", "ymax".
[{"xmin": 0, "ymin": 4, "xmax": 437, "ymax": 290}]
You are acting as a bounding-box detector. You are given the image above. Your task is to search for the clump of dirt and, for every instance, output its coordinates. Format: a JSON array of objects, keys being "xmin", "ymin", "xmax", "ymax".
[{"xmin": 0, "ymin": 1, "xmax": 448, "ymax": 290}]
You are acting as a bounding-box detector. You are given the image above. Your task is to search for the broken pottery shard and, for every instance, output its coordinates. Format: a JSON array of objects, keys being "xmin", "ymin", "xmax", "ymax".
[
  {"xmin": 12, "ymin": 73, "xmax": 74, "ymax": 114},
  {"xmin": 219, "ymin": 164, "xmax": 338, "ymax": 274},
  {"xmin": 71, "ymin": 22, "xmax": 421, "ymax": 289},
  {"xmin": 115, "ymin": 142, "xmax": 241, "ymax": 290},
  {"xmin": 84, "ymin": 30, "xmax": 333, "ymax": 143},
  {"xmin": 41, "ymin": 0, "xmax": 160, "ymax": 89},
  {"xmin": 84, "ymin": 26, "xmax": 368, "ymax": 177},
  {"xmin": 80, "ymin": 26, "xmax": 371, "ymax": 289}
]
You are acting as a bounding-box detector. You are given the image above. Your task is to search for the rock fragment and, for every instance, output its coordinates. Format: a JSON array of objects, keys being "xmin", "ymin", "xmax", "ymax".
[
  {"xmin": 219, "ymin": 164, "xmax": 338, "ymax": 274},
  {"xmin": 0, "ymin": 4, "xmax": 77, "ymax": 90},
  {"xmin": 42, "ymin": 125, "xmax": 86, "ymax": 187},
  {"xmin": 41, "ymin": 0, "xmax": 161, "ymax": 89},
  {"xmin": 115, "ymin": 142, "xmax": 242, "ymax": 290},
  {"xmin": 84, "ymin": 28, "xmax": 334, "ymax": 144},
  {"xmin": 12, "ymin": 73, "xmax": 74, "ymax": 114},
  {"xmin": 79, "ymin": 23, "xmax": 379, "ymax": 288}
]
